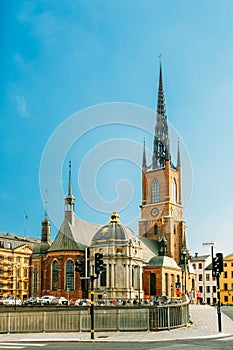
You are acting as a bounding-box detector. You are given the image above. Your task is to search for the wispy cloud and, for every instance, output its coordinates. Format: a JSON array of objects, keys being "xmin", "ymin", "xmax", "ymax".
[{"xmin": 16, "ymin": 95, "xmax": 30, "ymax": 118}]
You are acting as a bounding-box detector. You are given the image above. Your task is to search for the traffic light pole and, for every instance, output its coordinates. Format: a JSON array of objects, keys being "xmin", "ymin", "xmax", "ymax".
[
  {"xmin": 216, "ymin": 273, "xmax": 222, "ymax": 332},
  {"xmin": 90, "ymin": 275, "xmax": 95, "ymax": 340}
]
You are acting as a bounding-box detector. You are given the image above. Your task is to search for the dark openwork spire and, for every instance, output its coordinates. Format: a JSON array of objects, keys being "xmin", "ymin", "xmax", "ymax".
[
  {"xmin": 142, "ymin": 138, "xmax": 147, "ymax": 167},
  {"xmin": 152, "ymin": 55, "xmax": 170, "ymax": 169}
]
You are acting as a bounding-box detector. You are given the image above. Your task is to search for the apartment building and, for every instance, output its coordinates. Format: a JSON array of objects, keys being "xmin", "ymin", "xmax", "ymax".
[{"xmin": 191, "ymin": 253, "xmax": 217, "ymax": 305}]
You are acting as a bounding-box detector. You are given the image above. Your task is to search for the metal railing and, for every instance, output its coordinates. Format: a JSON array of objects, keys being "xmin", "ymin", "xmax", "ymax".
[{"xmin": 0, "ymin": 302, "xmax": 189, "ymax": 333}]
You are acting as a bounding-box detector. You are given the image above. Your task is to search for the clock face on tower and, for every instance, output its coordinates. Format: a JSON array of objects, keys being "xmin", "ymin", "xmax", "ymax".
[{"xmin": 151, "ymin": 207, "xmax": 159, "ymax": 217}]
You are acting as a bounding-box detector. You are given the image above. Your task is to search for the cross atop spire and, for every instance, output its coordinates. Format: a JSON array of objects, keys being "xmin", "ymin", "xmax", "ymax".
[{"xmin": 152, "ymin": 56, "xmax": 170, "ymax": 169}]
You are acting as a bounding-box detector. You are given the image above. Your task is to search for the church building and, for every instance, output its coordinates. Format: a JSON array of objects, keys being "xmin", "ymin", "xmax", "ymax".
[{"xmin": 30, "ymin": 59, "xmax": 194, "ymax": 301}]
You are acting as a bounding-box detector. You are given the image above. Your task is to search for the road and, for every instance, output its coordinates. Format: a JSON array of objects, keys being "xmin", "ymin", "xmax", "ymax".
[{"xmin": 2, "ymin": 338, "xmax": 233, "ymax": 350}]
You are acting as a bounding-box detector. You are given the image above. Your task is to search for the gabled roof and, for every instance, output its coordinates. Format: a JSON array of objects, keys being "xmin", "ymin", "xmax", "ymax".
[
  {"xmin": 191, "ymin": 254, "xmax": 210, "ymax": 262},
  {"xmin": 48, "ymin": 216, "xmax": 101, "ymax": 252},
  {"xmin": 139, "ymin": 237, "xmax": 159, "ymax": 262}
]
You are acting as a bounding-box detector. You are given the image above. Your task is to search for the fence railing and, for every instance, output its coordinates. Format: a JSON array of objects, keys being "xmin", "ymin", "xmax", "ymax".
[{"xmin": 0, "ymin": 302, "xmax": 189, "ymax": 333}]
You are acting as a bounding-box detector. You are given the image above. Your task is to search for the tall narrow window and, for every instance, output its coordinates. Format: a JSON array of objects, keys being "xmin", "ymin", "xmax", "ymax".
[
  {"xmin": 172, "ymin": 178, "xmax": 177, "ymax": 203},
  {"xmin": 66, "ymin": 260, "xmax": 74, "ymax": 291},
  {"xmin": 52, "ymin": 260, "xmax": 59, "ymax": 291},
  {"xmin": 33, "ymin": 268, "xmax": 38, "ymax": 295},
  {"xmin": 154, "ymin": 224, "xmax": 158, "ymax": 235},
  {"xmin": 100, "ymin": 266, "xmax": 106, "ymax": 287},
  {"xmin": 150, "ymin": 273, "xmax": 156, "ymax": 296},
  {"xmin": 151, "ymin": 179, "xmax": 160, "ymax": 203}
]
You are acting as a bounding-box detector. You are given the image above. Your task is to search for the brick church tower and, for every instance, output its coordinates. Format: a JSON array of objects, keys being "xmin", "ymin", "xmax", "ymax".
[{"xmin": 139, "ymin": 58, "xmax": 186, "ymax": 265}]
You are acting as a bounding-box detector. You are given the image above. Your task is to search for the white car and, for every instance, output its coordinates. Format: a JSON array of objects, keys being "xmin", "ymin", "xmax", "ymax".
[
  {"xmin": 3, "ymin": 296, "xmax": 22, "ymax": 306},
  {"xmin": 39, "ymin": 295, "xmax": 56, "ymax": 305},
  {"xmin": 51, "ymin": 297, "xmax": 69, "ymax": 306}
]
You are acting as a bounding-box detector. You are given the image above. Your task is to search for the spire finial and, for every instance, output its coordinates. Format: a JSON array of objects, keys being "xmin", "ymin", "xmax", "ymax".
[
  {"xmin": 177, "ymin": 138, "xmax": 181, "ymax": 168},
  {"xmin": 142, "ymin": 137, "xmax": 147, "ymax": 167},
  {"xmin": 44, "ymin": 189, "xmax": 48, "ymax": 219},
  {"xmin": 68, "ymin": 160, "xmax": 72, "ymax": 196},
  {"xmin": 65, "ymin": 160, "xmax": 75, "ymax": 212},
  {"xmin": 159, "ymin": 53, "xmax": 162, "ymax": 65}
]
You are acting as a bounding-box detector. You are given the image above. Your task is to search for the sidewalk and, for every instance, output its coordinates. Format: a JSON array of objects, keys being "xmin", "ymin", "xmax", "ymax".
[{"xmin": 1, "ymin": 305, "xmax": 233, "ymax": 342}]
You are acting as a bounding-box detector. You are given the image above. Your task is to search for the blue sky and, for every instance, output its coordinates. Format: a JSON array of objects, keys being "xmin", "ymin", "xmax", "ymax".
[{"xmin": 1, "ymin": 0, "xmax": 233, "ymax": 256}]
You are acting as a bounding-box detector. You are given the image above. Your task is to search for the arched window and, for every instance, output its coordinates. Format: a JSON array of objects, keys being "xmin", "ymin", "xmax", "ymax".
[
  {"xmin": 33, "ymin": 268, "xmax": 38, "ymax": 295},
  {"xmin": 150, "ymin": 273, "xmax": 156, "ymax": 296},
  {"xmin": 52, "ymin": 260, "xmax": 59, "ymax": 291},
  {"xmin": 100, "ymin": 266, "xmax": 106, "ymax": 287},
  {"xmin": 151, "ymin": 179, "xmax": 160, "ymax": 203},
  {"xmin": 172, "ymin": 178, "xmax": 177, "ymax": 203},
  {"xmin": 65, "ymin": 260, "xmax": 74, "ymax": 291}
]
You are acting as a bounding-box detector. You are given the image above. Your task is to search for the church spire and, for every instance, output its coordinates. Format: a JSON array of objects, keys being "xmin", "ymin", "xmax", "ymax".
[
  {"xmin": 142, "ymin": 138, "xmax": 147, "ymax": 167},
  {"xmin": 65, "ymin": 161, "xmax": 75, "ymax": 224},
  {"xmin": 177, "ymin": 138, "xmax": 181, "ymax": 168},
  {"xmin": 153, "ymin": 55, "xmax": 170, "ymax": 169}
]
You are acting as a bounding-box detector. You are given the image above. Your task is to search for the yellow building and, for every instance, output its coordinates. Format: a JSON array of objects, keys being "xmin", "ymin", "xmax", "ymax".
[
  {"xmin": 0, "ymin": 233, "xmax": 39, "ymax": 300},
  {"xmin": 220, "ymin": 253, "xmax": 233, "ymax": 305}
]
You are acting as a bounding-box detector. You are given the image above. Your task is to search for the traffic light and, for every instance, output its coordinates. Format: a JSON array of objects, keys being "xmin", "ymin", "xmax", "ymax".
[
  {"xmin": 212, "ymin": 253, "xmax": 223, "ymax": 277},
  {"xmin": 75, "ymin": 260, "xmax": 84, "ymax": 276},
  {"xmin": 95, "ymin": 253, "xmax": 104, "ymax": 276}
]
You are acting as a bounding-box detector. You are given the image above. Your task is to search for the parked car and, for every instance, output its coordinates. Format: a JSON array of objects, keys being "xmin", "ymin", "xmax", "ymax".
[
  {"xmin": 50, "ymin": 297, "xmax": 69, "ymax": 306},
  {"xmin": 24, "ymin": 297, "xmax": 42, "ymax": 306},
  {"xmin": 39, "ymin": 295, "xmax": 56, "ymax": 305},
  {"xmin": 3, "ymin": 296, "xmax": 22, "ymax": 306}
]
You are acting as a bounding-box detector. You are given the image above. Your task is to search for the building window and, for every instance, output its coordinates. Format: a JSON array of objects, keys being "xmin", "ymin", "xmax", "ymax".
[
  {"xmin": 206, "ymin": 274, "xmax": 210, "ymax": 281},
  {"xmin": 100, "ymin": 266, "xmax": 106, "ymax": 287},
  {"xmin": 16, "ymin": 257, "xmax": 20, "ymax": 263},
  {"xmin": 154, "ymin": 225, "xmax": 158, "ymax": 235},
  {"xmin": 192, "ymin": 264, "xmax": 196, "ymax": 270},
  {"xmin": 65, "ymin": 260, "xmax": 74, "ymax": 291},
  {"xmin": 224, "ymin": 271, "xmax": 228, "ymax": 278},
  {"xmin": 199, "ymin": 286, "xmax": 203, "ymax": 293},
  {"xmin": 231, "ymin": 271, "xmax": 233, "ymax": 278},
  {"xmin": 33, "ymin": 268, "xmax": 38, "ymax": 294},
  {"xmin": 224, "ymin": 295, "xmax": 228, "ymax": 302},
  {"xmin": 224, "ymin": 283, "xmax": 228, "ymax": 291},
  {"xmin": 231, "ymin": 283, "xmax": 233, "ymax": 290},
  {"xmin": 198, "ymin": 263, "xmax": 202, "ymax": 269},
  {"xmin": 212, "ymin": 286, "xmax": 216, "ymax": 293},
  {"xmin": 224, "ymin": 263, "xmax": 227, "ymax": 267},
  {"xmin": 52, "ymin": 260, "xmax": 59, "ymax": 291},
  {"xmin": 24, "ymin": 257, "xmax": 29, "ymax": 264},
  {"xmin": 206, "ymin": 286, "xmax": 210, "ymax": 293},
  {"xmin": 198, "ymin": 274, "xmax": 203, "ymax": 281},
  {"xmin": 24, "ymin": 269, "xmax": 28, "ymax": 278},
  {"xmin": 172, "ymin": 178, "xmax": 177, "ymax": 203},
  {"xmin": 150, "ymin": 273, "xmax": 156, "ymax": 296},
  {"xmin": 151, "ymin": 179, "xmax": 160, "ymax": 203}
]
